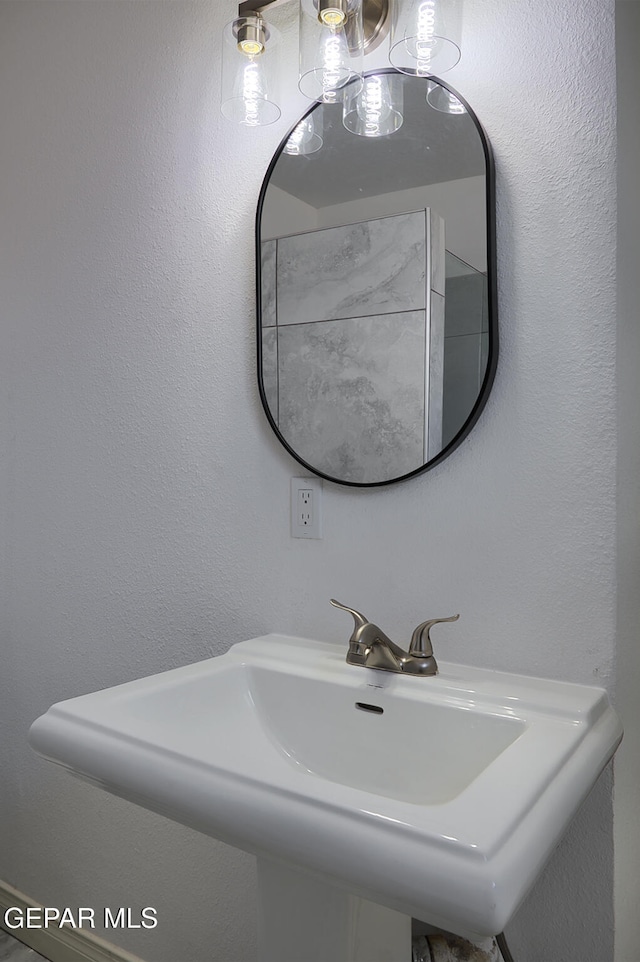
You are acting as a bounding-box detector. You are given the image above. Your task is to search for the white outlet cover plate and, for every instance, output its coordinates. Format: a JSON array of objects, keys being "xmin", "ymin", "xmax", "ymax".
[{"xmin": 291, "ymin": 477, "xmax": 322, "ymax": 539}]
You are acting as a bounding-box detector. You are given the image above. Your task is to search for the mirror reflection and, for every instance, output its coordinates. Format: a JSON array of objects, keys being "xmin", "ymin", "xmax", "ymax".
[{"xmin": 257, "ymin": 71, "xmax": 496, "ymax": 486}]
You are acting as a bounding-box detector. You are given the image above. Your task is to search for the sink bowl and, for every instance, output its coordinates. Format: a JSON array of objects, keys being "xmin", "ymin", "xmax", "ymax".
[
  {"xmin": 249, "ymin": 663, "xmax": 524, "ymax": 805},
  {"xmin": 29, "ymin": 633, "xmax": 622, "ymax": 939}
]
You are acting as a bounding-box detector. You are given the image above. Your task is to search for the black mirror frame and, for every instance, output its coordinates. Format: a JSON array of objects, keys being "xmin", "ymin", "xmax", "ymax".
[{"xmin": 255, "ymin": 71, "xmax": 498, "ymax": 488}]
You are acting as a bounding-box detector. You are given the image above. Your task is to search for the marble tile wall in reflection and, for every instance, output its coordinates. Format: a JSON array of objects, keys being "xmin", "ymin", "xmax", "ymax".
[
  {"xmin": 261, "ymin": 327, "xmax": 278, "ymax": 421},
  {"xmin": 261, "ymin": 239, "xmax": 277, "ymax": 328},
  {"xmin": 429, "ymin": 211, "xmax": 446, "ymax": 297},
  {"xmin": 277, "ymin": 312, "xmax": 427, "ymax": 484},
  {"xmin": 276, "ymin": 211, "xmax": 426, "ymax": 326},
  {"xmin": 259, "ymin": 209, "xmax": 458, "ymax": 480}
]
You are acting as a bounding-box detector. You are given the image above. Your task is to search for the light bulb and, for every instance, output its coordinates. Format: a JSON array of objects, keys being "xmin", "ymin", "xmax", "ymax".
[
  {"xmin": 399, "ymin": 0, "xmax": 438, "ymax": 74},
  {"xmin": 239, "ymin": 38, "xmax": 263, "ymax": 55},
  {"xmin": 236, "ymin": 17, "xmax": 267, "ymax": 56},
  {"xmin": 240, "ymin": 60, "xmax": 265, "ymax": 126},
  {"xmin": 318, "ymin": 25, "xmax": 350, "ymax": 100},
  {"xmin": 223, "ymin": 56, "xmax": 280, "ymax": 126},
  {"xmin": 318, "ymin": 0, "xmax": 348, "ymax": 26},
  {"xmin": 415, "ymin": 0, "xmax": 436, "ymax": 58},
  {"xmin": 319, "ymin": 7, "xmax": 346, "ymax": 26}
]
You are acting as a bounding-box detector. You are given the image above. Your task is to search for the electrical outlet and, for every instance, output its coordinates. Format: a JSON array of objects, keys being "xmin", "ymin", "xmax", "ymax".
[{"xmin": 291, "ymin": 477, "xmax": 323, "ymax": 539}]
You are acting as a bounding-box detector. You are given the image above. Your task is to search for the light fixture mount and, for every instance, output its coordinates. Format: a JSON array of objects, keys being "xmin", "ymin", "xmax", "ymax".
[
  {"xmin": 237, "ymin": 0, "xmax": 390, "ymax": 54},
  {"xmin": 234, "ymin": 14, "xmax": 268, "ymax": 55},
  {"xmin": 359, "ymin": 0, "xmax": 389, "ymax": 53}
]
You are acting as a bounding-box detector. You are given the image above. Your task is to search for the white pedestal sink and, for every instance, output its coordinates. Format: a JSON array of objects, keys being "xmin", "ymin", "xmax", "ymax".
[{"xmin": 29, "ymin": 633, "xmax": 622, "ymax": 957}]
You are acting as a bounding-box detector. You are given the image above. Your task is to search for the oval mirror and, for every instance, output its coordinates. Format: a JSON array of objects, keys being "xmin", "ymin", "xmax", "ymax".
[{"xmin": 256, "ymin": 71, "xmax": 497, "ymax": 487}]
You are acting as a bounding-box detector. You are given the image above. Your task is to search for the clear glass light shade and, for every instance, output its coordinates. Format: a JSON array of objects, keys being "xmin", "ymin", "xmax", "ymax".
[
  {"xmin": 343, "ymin": 73, "xmax": 403, "ymax": 136},
  {"xmin": 426, "ymin": 79, "xmax": 466, "ymax": 114},
  {"xmin": 298, "ymin": 0, "xmax": 364, "ymax": 103},
  {"xmin": 284, "ymin": 113, "xmax": 324, "ymax": 154},
  {"xmin": 389, "ymin": 0, "xmax": 463, "ymax": 77},
  {"xmin": 221, "ymin": 16, "xmax": 282, "ymax": 126}
]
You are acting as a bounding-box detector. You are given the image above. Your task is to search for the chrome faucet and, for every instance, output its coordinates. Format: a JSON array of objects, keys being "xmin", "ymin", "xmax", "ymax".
[{"xmin": 330, "ymin": 599, "xmax": 459, "ymax": 676}]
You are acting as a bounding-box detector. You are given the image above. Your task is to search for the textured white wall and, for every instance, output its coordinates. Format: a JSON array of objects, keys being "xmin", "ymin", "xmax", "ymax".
[{"xmin": 0, "ymin": 2, "xmax": 624, "ymax": 961}]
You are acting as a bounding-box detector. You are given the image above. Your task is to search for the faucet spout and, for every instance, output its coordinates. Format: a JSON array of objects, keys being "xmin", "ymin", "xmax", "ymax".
[
  {"xmin": 329, "ymin": 599, "xmax": 400, "ymax": 667},
  {"xmin": 365, "ymin": 638, "xmax": 405, "ymax": 671}
]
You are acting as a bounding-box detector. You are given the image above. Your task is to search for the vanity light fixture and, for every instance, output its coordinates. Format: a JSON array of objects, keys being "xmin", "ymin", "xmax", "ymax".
[
  {"xmin": 298, "ymin": 0, "xmax": 364, "ymax": 103},
  {"xmin": 221, "ymin": 13, "xmax": 282, "ymax": 125},
  {"xmin": 221, "ymin": 0, "xmax": 463, "ymax": 127}
]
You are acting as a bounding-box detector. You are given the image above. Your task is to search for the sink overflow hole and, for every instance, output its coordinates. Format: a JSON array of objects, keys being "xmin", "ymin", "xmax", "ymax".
[{"xmin": 355, "ymin": 702, "xmax": 384, "ymax": 715}]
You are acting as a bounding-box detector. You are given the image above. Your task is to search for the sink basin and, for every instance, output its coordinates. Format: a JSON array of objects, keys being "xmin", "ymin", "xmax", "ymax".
[
  {"xmin": 29, "ymin": 633, "xmax": 622, "ymax": 939},
  {"xmin": 249, "ymin": 663, "xmax": 524, "ymax": 804}
]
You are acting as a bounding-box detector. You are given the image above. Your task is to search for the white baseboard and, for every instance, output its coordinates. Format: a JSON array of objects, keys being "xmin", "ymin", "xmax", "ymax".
[{"xmin": 0, "ymin": 880, "xmax": 148, "ymax": 962}]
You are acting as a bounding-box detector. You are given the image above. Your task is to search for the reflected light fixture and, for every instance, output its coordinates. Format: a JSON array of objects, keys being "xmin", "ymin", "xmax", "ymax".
[
  {"xmin": 426, "ymin": 78, "xmax": 466, "ymax": 114},
  {"xmin": 221, "ymin": 0, "xmax": 463, "ymax": 128},
  {"xmin": 283, "ymin": 112, "xmax": 324, "ymax": 153},
  {"xmin": 343, "ymin": 72, "xmax": 403, "ymax": 136}
]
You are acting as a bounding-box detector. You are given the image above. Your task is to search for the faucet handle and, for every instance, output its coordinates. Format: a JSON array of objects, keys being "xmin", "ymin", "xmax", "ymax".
[
  {"xmin": 329, "ymin": 599, "xmax": 369, "ymax": 636},
  {"xmin": 330, "ymin": 599, "xmax": 376, "ymax": 666},
  {"xmin": 409, "ymin": 614, "xmax": 460, "ymax": 657}
]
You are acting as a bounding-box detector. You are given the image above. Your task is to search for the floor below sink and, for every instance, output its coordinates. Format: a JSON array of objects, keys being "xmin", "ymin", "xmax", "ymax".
[{"xmin": 0, "ymin": 929, "xmax": 49, "ymax": 962}]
